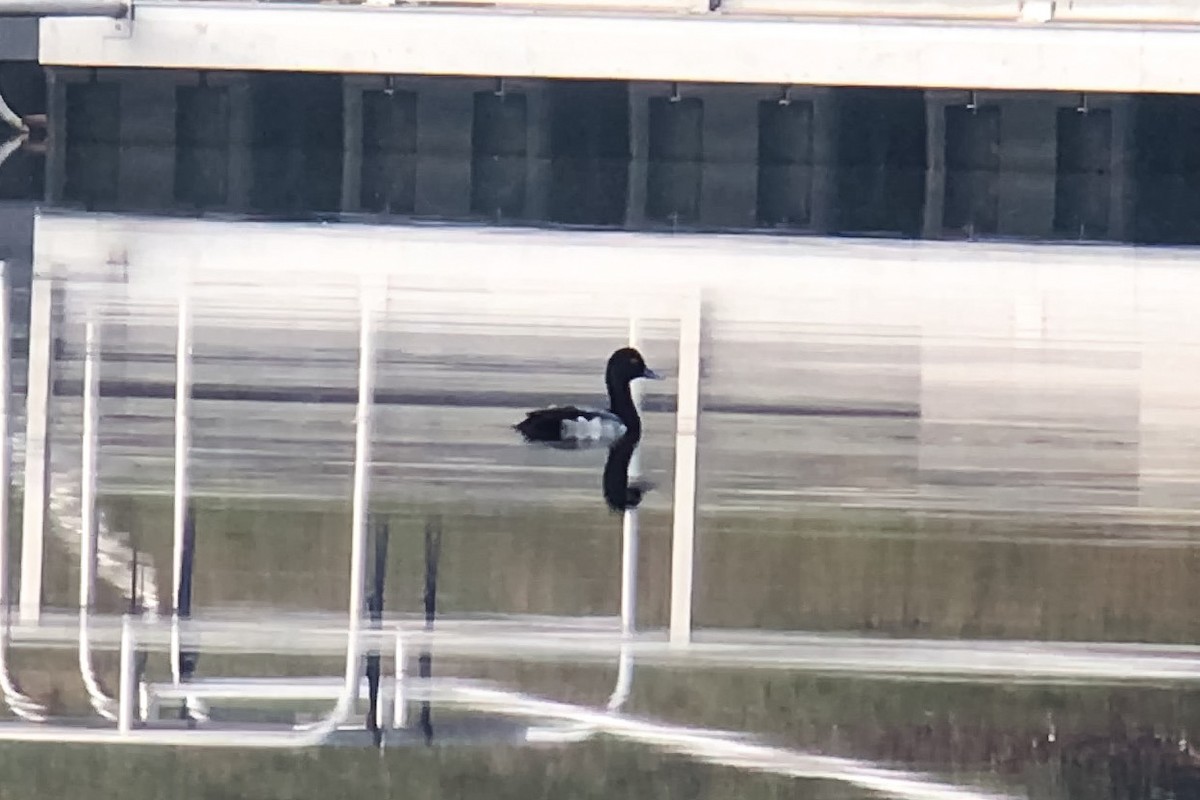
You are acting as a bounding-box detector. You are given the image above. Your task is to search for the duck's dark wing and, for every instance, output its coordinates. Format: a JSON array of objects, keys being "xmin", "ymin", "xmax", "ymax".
[
  {"xmin": 513, "ymin": 405, "xmax": 613, "ymax": 443},
  {"xmin": 603, "ymin": 431, "xmax": 649, "ymax": 512},
  {"xmin": 514, "ymin": 406, "xmax": 585, "ymax": 442}
]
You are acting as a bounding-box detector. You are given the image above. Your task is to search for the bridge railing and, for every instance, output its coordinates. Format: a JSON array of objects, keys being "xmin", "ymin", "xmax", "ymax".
[
  {"xmin": 18, "ymin": 0, "xmax": 1200, "ymax": 25},
  {"xmin": 242, "ymin": 0, "xmax": 1200, "ymax": 24}
]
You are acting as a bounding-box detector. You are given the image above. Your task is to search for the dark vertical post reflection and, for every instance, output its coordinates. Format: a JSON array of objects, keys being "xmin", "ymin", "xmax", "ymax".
[
  {"xmin": 419, "ymin": 516, "xmax": 441, "ymax": 745},
  {"xmin": 175, "ymin": 501, "xmax": 198, "ymax": 717},
  {"xmin": 364, "ymin": 513, "xmax": 388, "ymax": 745},
  {"xmin": 128, "ymin": 546, "xmax": 150, "ymax": 701}
]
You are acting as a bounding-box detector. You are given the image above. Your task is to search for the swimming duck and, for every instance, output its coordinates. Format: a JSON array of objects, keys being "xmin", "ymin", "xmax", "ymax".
[{"xmin": 514, "ymin": 347, "xmax": 662, "ymax": 446}]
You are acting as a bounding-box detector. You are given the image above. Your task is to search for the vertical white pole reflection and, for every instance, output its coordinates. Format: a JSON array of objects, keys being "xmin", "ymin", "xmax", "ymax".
[
  {"xmin": 0, "ymin": 263, "xmax": 10, "ymax": 611},
  {"xmin": 609, "ymin": 315, "xmax": 641, "ymax": 712},
  {"xmin": 0, "ymin": 264, "xmax": 46, "ymax": 722},
  {"xmin": 669, "ymin": 292, "xmax": 702, "ymax": 647},
  {"xmin": 348, "ymin": 283, "xmax": 378, "ymax": 707},
  {"xmin": 620, "ymin": 317, "xmax": 642, "ymax": 636},
  {"xmin": 391, "ymin": 631, "xmax": 405, "ymax": 729},
  {"xmin": 80, "ymin": 310, "xmax": 100, "ymax": 614},
  {"xmin": 79, "ymin": 306, "xmax": 117, "ymax": 720},
  {"xmin": 117, "ymin": 614, "xmax": 136, "ymax": 734},
  {"xmin": 170, "ymin": 289, "xmax": 191, "ymax": 686},
  {"xmin": 19, "ymin": 275, "xmax": 54, "ymax": 623}
]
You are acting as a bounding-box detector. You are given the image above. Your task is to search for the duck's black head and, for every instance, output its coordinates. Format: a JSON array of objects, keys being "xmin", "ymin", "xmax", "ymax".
[{"xmin": 605, "ymin": 347, "xmax": 662, "ymax": 386}]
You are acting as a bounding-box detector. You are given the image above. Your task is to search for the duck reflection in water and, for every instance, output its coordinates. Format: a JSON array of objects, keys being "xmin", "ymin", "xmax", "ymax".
[{"xmin": 602, "ymin": 430, "xmax": 652, "ymax": 512}]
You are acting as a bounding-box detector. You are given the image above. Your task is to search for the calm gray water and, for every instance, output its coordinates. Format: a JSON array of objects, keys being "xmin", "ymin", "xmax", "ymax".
[{"xmin": 0, "ymin": 214, "xmax": 1198, "ymax": 800}]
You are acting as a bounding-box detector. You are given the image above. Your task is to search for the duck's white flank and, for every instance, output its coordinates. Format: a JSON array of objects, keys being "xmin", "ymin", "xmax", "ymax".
[{"xmin": 560, "ymin": 410, "xmax": 627, "ymax": 441}]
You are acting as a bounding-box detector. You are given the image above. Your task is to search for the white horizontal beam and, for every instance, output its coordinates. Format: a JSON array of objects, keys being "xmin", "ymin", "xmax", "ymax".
[
  {"xmin": 264, "ymin": 0, "xmax": 1200, "ymax": 25},
  {"xmin": 146, "ymin": 677, "xmax": 375, "ymax": 702},
  {"xmin": 718, "ymin": 0, "xmax": 1200, "ymax": 23},
  {"xmin": 28, "ymin": 210, "xmax": 1193, "ymax": 343},
  {"xmin": 37, "ymin": 0, "xmax": 1200, "ymax": 92},
  {"xmin": 11, "ymin": 611, "xmax": 1200, "ymax": 684}
]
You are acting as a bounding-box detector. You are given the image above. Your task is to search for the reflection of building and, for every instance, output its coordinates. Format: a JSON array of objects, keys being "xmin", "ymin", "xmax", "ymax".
[{"xmin": 30, "ymin": 67, "xmax": 1190, "ymax": 243}]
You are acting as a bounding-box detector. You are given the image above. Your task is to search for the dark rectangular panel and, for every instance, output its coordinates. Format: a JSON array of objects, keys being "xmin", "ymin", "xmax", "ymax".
[
  {"xmin": 471, "ymin": 91, "xmax": 527, "ymax": 220},
  {"xmin": 836, "ymin": 88, "xmax": 926, "ymax": 237},
  {"xmin": 646, "ymin": 95, "xmax": 703, "ymax": 225},
  {"xmin": 548, "ymin": 80, "xmax": 629, "ymax": 227},
  {"xmin": 63, "ymin": 81, "xmax": 119, "ymax": 209},
  {"xmin": 1054, "ymin": 107, "xmax": 1112, "ymax": 239},
  {"xmin": 176, "ymin": 84, "xmax": 230, "ymax": 209},
  {"xmin": 756, "ymin": 99, "xmax": 813, "ymax": 228},
  {"xmin": 943, "ymin": 104, "xmax": 1000, "ymax": 235},
  {"xmin": 361, "ymin": 89, "xmax": 418, "ymax": 215}
]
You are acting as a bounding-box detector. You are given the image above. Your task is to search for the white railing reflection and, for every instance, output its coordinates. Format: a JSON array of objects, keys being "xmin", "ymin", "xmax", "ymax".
[
  {"xmin": 434, "ymin": 682, "xmax": 1022, "ymax": 800},
  {"xmin": 0, "ymin": 251, "xmax": 671, "ymax": 755},
  {"xmin": 78, "ymin": 308, "xmax": 119, "ymax": 722},
  {"xmin": 0, "ymin": 626, "xmax": 46, "ymax": 722},
  {"xmin": 3, "ymin": 611, "xmax": 1026, "ymax": 800},
  {"xmin": 1, "ymin": 257, "xmax": 384, "ymax": 746},
  {"xmin": 0, "ymin": 269, "xmax": 47, "ymax": 723},
  {"xmin": 0, "ymin": 254, "xmax": 9, "ymax": 617},
  {"xmin": 14, "ymin": 223, "xmax": 707, "ymax": 639}
]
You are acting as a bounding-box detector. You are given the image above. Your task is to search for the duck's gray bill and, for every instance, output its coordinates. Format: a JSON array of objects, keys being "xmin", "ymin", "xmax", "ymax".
[{"xmin": 643, "ymin": 368, "xmax": 664, "ymax": 380}]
